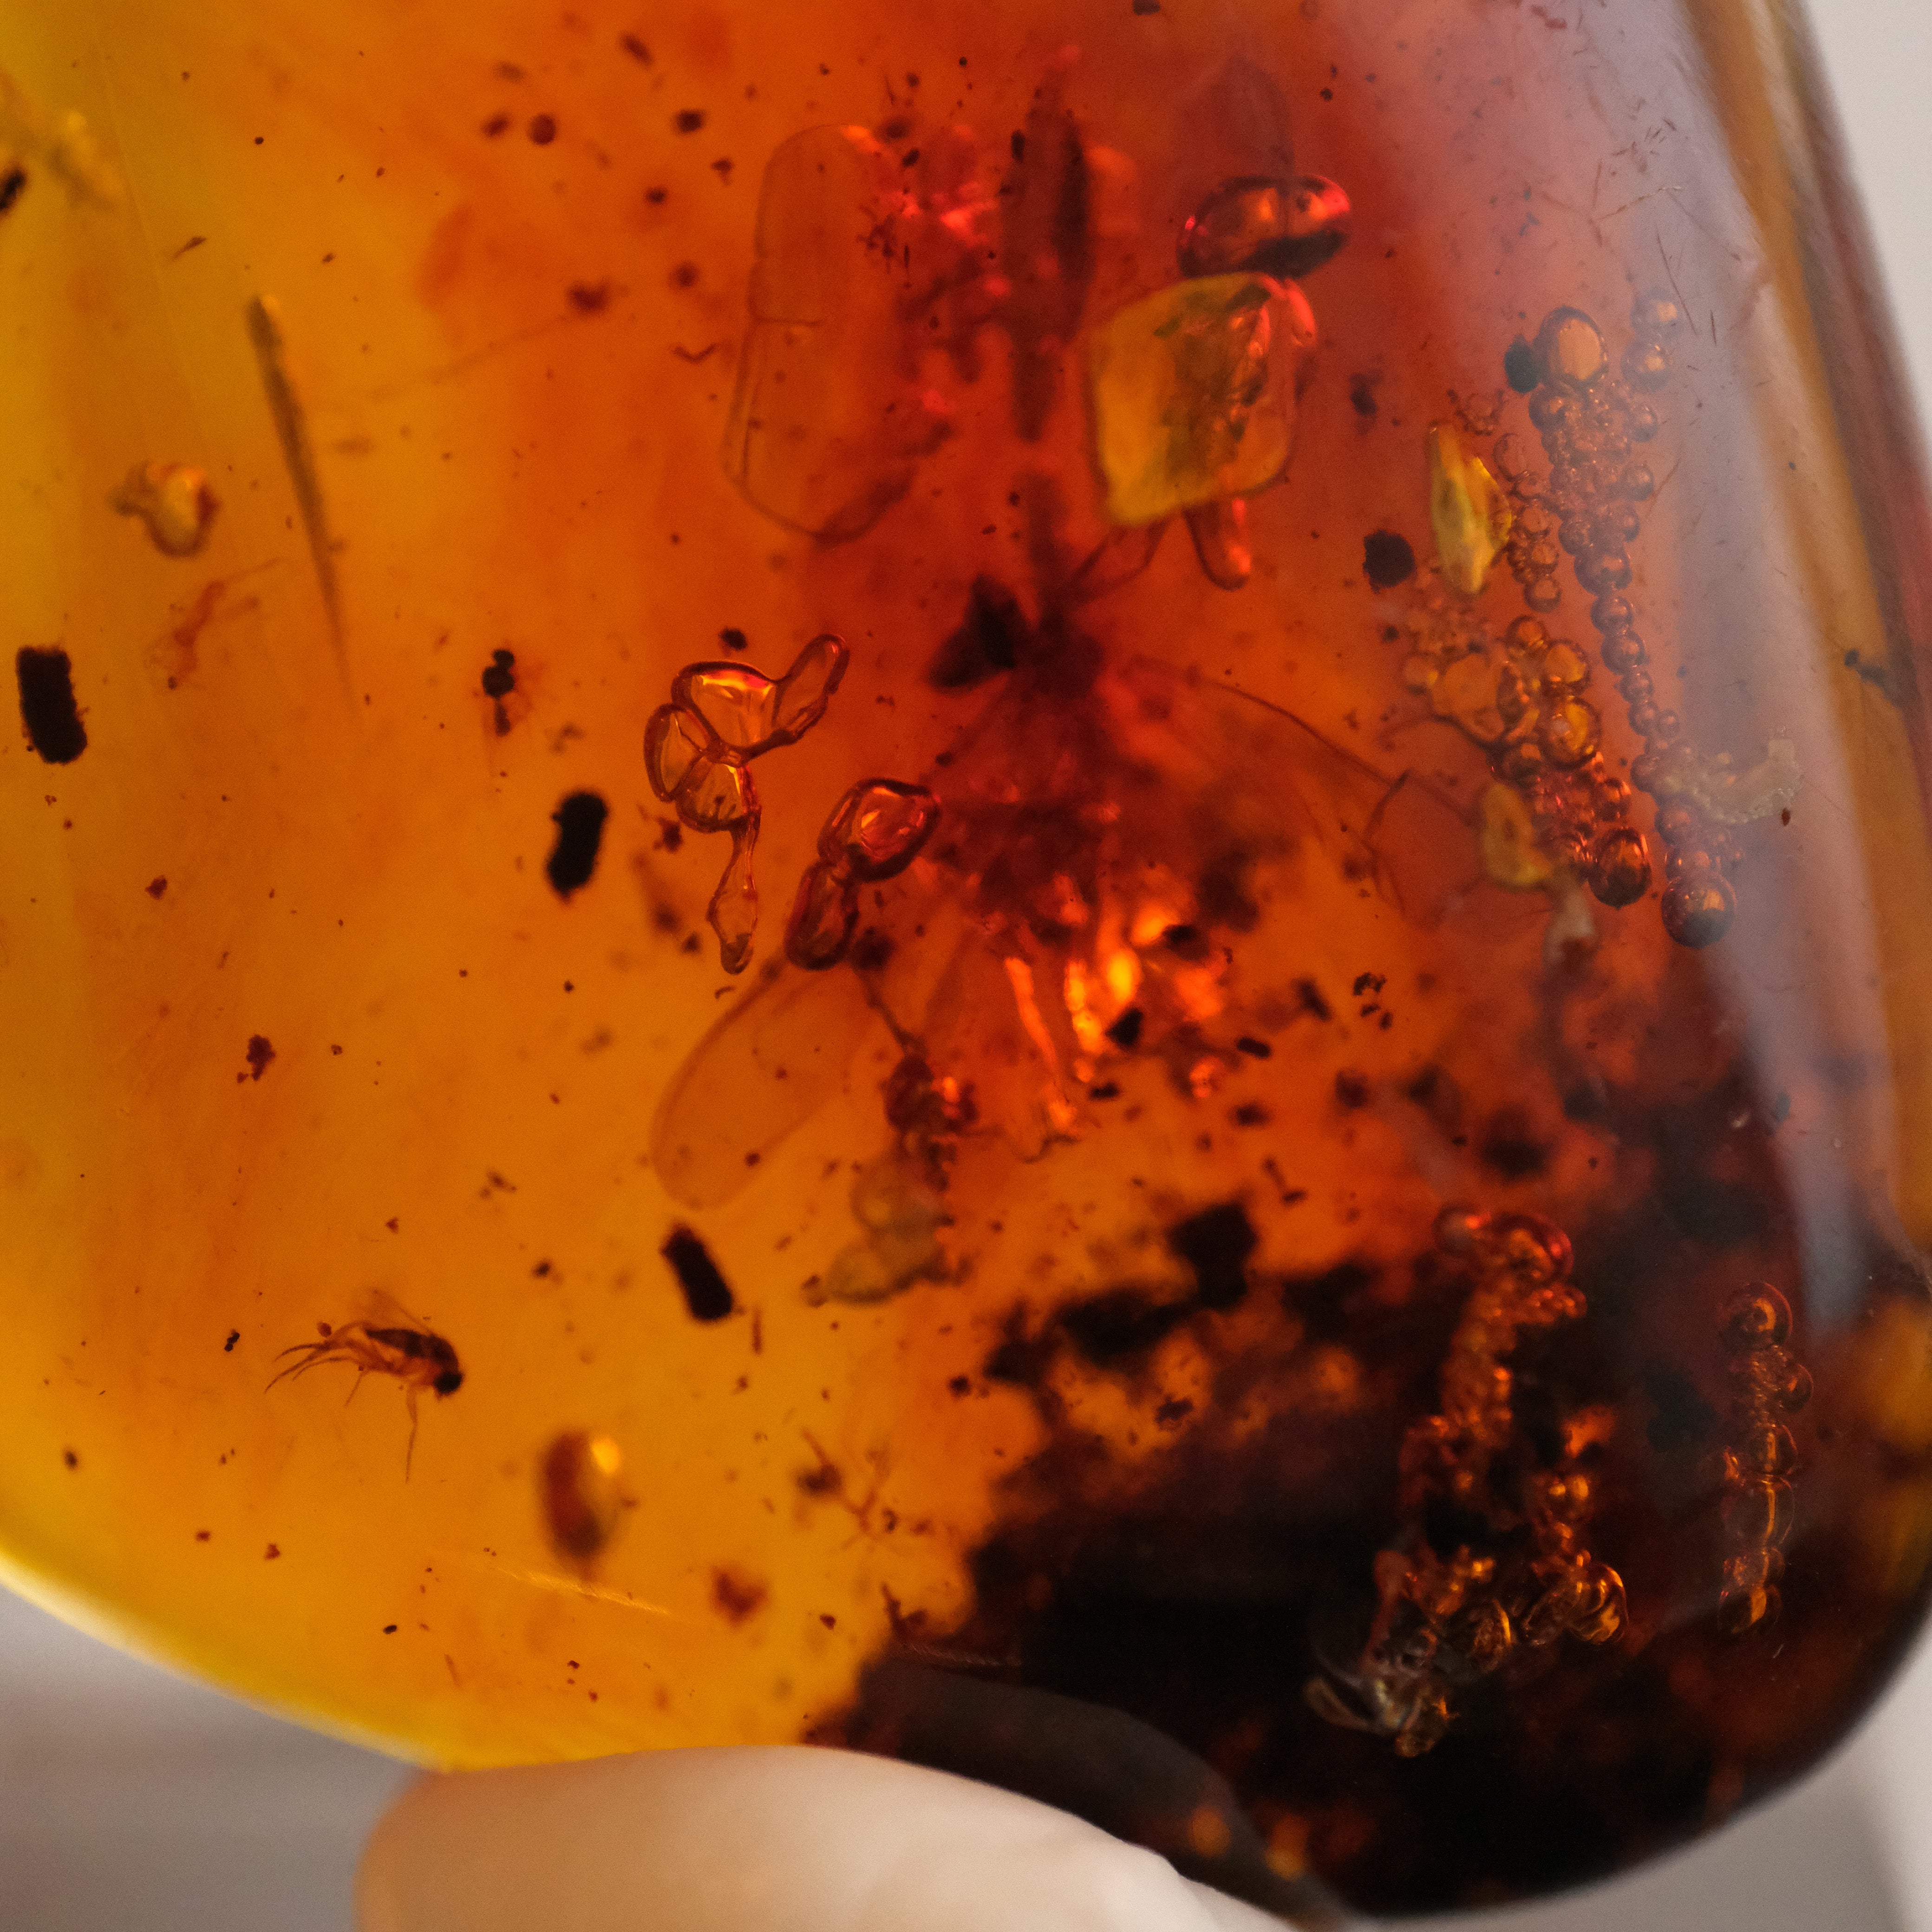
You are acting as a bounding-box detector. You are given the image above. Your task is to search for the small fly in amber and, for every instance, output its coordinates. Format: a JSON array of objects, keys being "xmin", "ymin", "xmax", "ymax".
[{"xmin": 268, "ymin": 1298, "xmax": 463, "ymax": 1476}]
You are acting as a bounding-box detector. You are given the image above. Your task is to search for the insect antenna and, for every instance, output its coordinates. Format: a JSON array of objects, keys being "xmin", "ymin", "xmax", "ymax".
[{"xmin": 265, "ymin": 1342, "xmax": 331, "ymax": 1391}]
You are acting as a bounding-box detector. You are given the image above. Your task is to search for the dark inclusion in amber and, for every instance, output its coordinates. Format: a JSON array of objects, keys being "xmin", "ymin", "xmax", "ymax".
[
  {"xmin": 14, "ymin": 13, "xmax": 1932, "ymax": 1929},
  {"xmin": 680, "ymin": 74, "xmax": 1931, "ymax": 1925}
]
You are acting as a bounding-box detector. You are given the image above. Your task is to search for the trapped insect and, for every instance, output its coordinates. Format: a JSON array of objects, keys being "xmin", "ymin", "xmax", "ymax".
[{"xmin": 268, "ymin": 1296, "xmax": 463, "ymax": 1476}]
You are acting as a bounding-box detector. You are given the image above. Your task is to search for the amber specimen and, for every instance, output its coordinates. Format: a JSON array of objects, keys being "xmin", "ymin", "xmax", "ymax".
[{"xmin": 6, "ymin": 1, "xmax": 1932, "ymax": 1922}]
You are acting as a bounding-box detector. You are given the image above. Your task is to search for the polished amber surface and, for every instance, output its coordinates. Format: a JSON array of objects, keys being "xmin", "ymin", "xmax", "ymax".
[{"xmin": 6, "ymin": 0, "xmax": 1932, "ymax": 1916}]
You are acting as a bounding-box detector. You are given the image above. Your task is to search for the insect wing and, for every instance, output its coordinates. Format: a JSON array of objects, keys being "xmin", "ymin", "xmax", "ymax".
[{"xmin": 650, "ymin": 953, "xmax": 883, "ymax": 1210}]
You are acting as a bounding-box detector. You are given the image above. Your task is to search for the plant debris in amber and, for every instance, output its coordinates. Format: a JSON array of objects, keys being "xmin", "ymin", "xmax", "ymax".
[{"xmin": 6, "ymin": 0, "xmax": 1932, "ymax": 1920}]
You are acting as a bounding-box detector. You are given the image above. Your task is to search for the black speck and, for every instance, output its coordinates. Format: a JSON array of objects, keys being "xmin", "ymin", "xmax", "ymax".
[
  {"xmin": 1504, "ymin": 335, "xmax": 1542, "ymax": 393},
  {"xmin": 1010, "ymin": 131, "xmax": 1025, "ymax": 162},
  {"xmin": 567, "ymin": 281, "xmax": 612, "ymax": 313},
  {"xmin": 1296, "ymin": 978, "xmax": 1333, "ymax": 1022},
  {"xmin": 1169, "ymin": 1201, "xmax": 1257, "ymax": 1310},
  {"xmin": 546, "ymin": 791, "xmax": 608, "ymax": 900},
  {"xmin": 1334, "ymin": 1069, "xmax": 1371, "ymax": 1109},
  {"xmin": 718, "ymin": 627, "xmax": 749, "ymax": 652},
  {"xmin": 948, "ymin": 1375, "xmax": 971, "ymax": 1396},
  {"xmin": 16, "ymin": 647, "xmax": 86, "ymax": 764},
  {"xmin": 528, "ymin": 113, "xmax": 557, "ymax": 144},
  {"xmin": 480, "ymin": 647, "xmax": 516, "ymax": 699},
  {"xmin": 984, "ymin": 1310, "xmax": 1053, "ymax": 1387},
  {"xmin": 0, "ymin": 166, "xmax": 25, "ymax": 215},
  {"xmin": 1349, "ymin": 372, "xmax": 1379, "ymax": 418},
  {"xmin": 1406, "ymin": 1063, "xmax": 1463, "ymax": 1131},
  {"xmin": 674, "ymin": 109, "xmax": 706, "ymax": 134},
  {"xmin": 1104, "ymin": 1006, "xmax": 1143, "ymax": 1049},
  {"xmin": 1088, "ymin": 1081, "xmax": 1120, "ymax": 1101},
  {"xmin": 383, "ymin": 1624, "xmax": 398, "ymax": 1634},
  {"xmin": 929, "ymin": 576, "xmax": 1030, "ymax": 689},
  {"xmin": 1362, "ymin": 530, "xmax": 1416, "ymax": 590},
  {"xmin": 1643, "ymin": 1365, "xmax": 1717, "ymax": 1452},
  {"xmin": 851, "ymin": 929, "xmax": 894, "ymax": 973},
  {"xmin": 1061, "ymin": 1287, "xmax": 1190, "ymax": 1364},
  {"xmin": 62, "ymin": 1448, "xmax": 78, "ymax": 1469},
  {"xmin": 619, "ymin": 33, "xmax": 652, "ymax": 62},
  {"xmin": 245, "ymin": 1035, "xmax": 275, "ymax": 1081},
  {"xmin": 1132, "ymin": 0, "xmax": 1161, "ymax": 12},
  {"xmin": 223, "ymin": 1329, "xmax": 241, "ymax": 1352},
  {"xmin": 1235, "ymin": 1036, "xmax": 1272, "ymax": 1060},
  {"xmin": 662, "ymin": 1224, "xmax": 734, "ymax": 1322},
  {"xmin": 1478, "ymin": 1106, "xmax": 1551, "ymax": 1178},
  {"xmin": 146, "ymin": 877, "xmax": 169, "ymax": 899},
  {"xmin": 482, "ymin": 113, "xmax": 511, "ymax": 137},
  {"xmin": 1352, "ymin": 972, "xmax": 1386, "ymax": 996}
]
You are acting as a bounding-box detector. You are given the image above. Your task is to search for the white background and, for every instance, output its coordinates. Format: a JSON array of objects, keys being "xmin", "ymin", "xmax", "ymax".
[{"xmin": 4, "ymin": 2, "xmax": 1932, "ymax": 1926}]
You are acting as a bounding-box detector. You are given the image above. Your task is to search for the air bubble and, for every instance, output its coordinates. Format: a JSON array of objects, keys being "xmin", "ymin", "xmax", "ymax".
[
  {"xmin": 1539, "ymin": 697, "xmax": 1601, "ymax": 766},
  {"xmin": 1717, "ymin": 1583, "xmax": 1781, "ymax": 1637},
  {"xmin": 1574, "ymin": 548, "xmax": 1632, "ymax": 594},
  {"xmin": 709, "ymin": 827, "xmax": 759, "ymax": 974},
  {"xmin": 1723, "ymin": 1284, "xmax": 1793, "ymax": 1353},
  {"xmin": 678, "ymin": 758, "xmax": 757, "ymax": 833},
  {"xmin": 1723, "ymin": 1478, "xmax": 1793, "ymax": 1549},
  {"xmin": 820, "ymin": 778, "xmax": 943, "ymax": 882},
  {"xmin": 1177, "ymin": 172, "xmax": 1352, "ymax": 281},
  {"xmin": 674, "ymin": 663, "xmax": 780, "ymax": 751},
  {"xmin": 1540, "ymin": 641, "xmax": 1590, "ymax": 691},
  {"xmin": 1660, "ymin": 872, "xmax": 1734, "ymax": 946},
  {"xmin": 1524, "ymin": 576, "xmax": 1561, "ymax": 612},
  {"xmin": 1535, "ymin": 307, "xmax": 1608, "ymax": 388},
  {"xmin": 771, "ymin": 633, "xmax": 851, "ymax": 742},
  {"xmin": 1737, "ymin": 1423, "xmax": 1798, "ymax": 1478},
  {"xmin": 1619, "ymin": 463, "xmax": 1656, "ymax": 502},
  {"xmin": 645, "ymin": 703, "xmax": 711, "ymax": 799},
  {"xmin": 785, "ymin": 861, "xmax": 861, "ymax": 970},
  {"xmin": 1185, "ymin": 497, "xmax": 1254, "ymax": 590},
  {"xmin": 1632, "ymin": 289, "xmax": 1684, "ymax": 334},
  {"xmin": 1588, "ymin": 826, "xmax": 1652, "ymax": 907},
  {"xmin": 1623, "ymin": 340, "xmax": 1671, "ymax": 392}
]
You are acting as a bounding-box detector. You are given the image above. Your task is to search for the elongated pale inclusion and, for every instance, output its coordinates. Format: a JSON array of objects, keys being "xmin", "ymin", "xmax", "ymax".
[
  {"xmin": 724, "ymin": 125, "xmax": 995, "ymax": 539},
  {"xmin": 1428, "ymin": 422, "xmax": 1514, "ymax": 595}
]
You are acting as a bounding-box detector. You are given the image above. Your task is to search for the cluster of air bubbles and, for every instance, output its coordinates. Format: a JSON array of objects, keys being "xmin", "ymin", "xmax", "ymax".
[
  {"xmin": 644, "ymin": 636, "xmax": 849, "ymax": 971},
  {"xmin": 786, "ymin": 779, "xmax": 942, "ymax": 971},
  {"xmin": 1715, "ymin": 1284, "xmax": 1809, "ymax": 1636},
  {"xmin": 1508, "ymin": 292, "xmax": 1737, "ymax": 945},
  {"xmin": 1399, "ymin": 607, "xmax": 1650, "ymax": 911},
  {"xmin": 1310, "ymin": 1208, "xmax": 1625, "ymax": 1756}
]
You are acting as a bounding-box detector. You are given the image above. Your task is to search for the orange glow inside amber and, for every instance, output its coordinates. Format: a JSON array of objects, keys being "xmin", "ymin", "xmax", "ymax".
[{"xmin": 6, "ymin": 0, "xmax": 1932, "ymax": 1914}]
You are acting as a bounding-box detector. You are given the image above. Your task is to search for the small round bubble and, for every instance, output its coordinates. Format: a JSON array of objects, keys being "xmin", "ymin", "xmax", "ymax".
[{"xmin": 1661, "ymin": 873, "xmax": 1736, "ymax": 947}]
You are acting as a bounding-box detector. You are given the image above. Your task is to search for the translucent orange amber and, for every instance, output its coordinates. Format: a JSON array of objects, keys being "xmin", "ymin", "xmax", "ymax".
[{"xmin": 6, "ymin": 0, "xmax": 1932, "ymax": 1916}]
